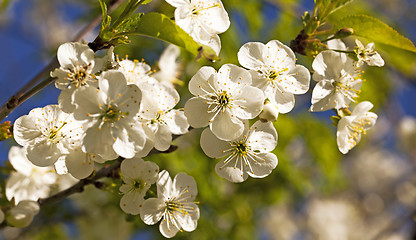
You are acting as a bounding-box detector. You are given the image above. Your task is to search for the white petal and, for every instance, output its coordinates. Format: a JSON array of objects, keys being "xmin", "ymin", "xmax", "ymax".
[
  {"xmin": 210, "ymin": 110, "xmax": 244, "ymax": 141},
  {"xmin": 247, "ymin": 152, "xmax": 278, "ymax": 178},
  {"xmin": 157, "ymin": 170, "xmax": 173, "ymax": 202},
  {"xmin": 58, "ymin": 88, "xmax": 76, "ymax": 113},
  {"xmin": 165, "ymin": 0, "xmax": 189, "ymax": 7},
  {"xmin": 113, "ymin": 126, "xmax": 136, "ymax": 159},
  {"xmin": 140, "ymin": 198, "xmax": 166, "ymax": 225},
  {"xmin": 65, "ymin": 148, "xmax": 94, "ymax": 179},
  {"xmin": 173, "ymin": 172, "xmax": 197, "ymax": 200},
  {"xmin": 120, "ymin": 191, "xmax": 145, "ymax": 215},
  {"xmin": 83, "ymin": 122, "xmax": 117, "ymax": 160},
  {"xmin": 310, "ymin": 80, "xmax": 336, "ymax": 112},
  {"xmin": 272, "ymin": 88, "xmax": 295, "ymax": 114},
  {"xmin": 238, "ymin": 41, "xmax": 266, "ymax": 69},
  {"xmin": 184, "ymin": 97, "xmax": 213, "ymax": 128},
  {"xmin": 154, "ymin": 124, "xmax": 173, "ymax": 151},
  {"xmin": 164, "ymin": 110, "xmax": 189, "ymax": 135},
  {"xmin": 215, "ymin": 160, "xmax": 247, "ymax": 183},
  {"xmin": 248, "ymin": 121, "xmax": 278, "ymax": 152},
  {"xmin": 200, "ymin": 128, "xmax": 230, "ymax": 158},
  {"xmin": 159, "ymin": 214, "xmax": 181, "ymax": 238},
  {"xmin": 8, "ymin": 146, "xmax": 32, "ymax": 176},
  {"xmin": 13, "ymin": 115, "xmax": 42, "ymax": 147},
  {"xmin": 188, "ymin": 66, "xmax": 217, "ymax": 96},
  {"xmin": 26, "ymin": 139, "xmax": 60, "ymax": 167}
]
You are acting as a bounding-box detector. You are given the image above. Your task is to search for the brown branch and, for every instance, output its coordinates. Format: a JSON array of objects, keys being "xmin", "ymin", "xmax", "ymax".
[{"xmin": 0, "ymin": 0, "xmax": 125, "ymax": 122}]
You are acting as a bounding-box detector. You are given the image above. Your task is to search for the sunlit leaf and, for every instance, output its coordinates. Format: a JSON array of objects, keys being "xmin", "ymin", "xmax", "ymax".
[{"xmin": 335, "ymin": 15, "xmax": 416, "ymax": 53}]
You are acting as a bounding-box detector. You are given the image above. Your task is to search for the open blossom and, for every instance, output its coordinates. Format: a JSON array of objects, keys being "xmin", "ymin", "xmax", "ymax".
[
  {"xmin": 337, "ymin": 101, "xmax": 378, "ymax": 154},
  {"xmin": 200, "ymin": 120, "xmax": 278, "ymax": 183},
  {"xmin": 119, "ymin": 158, "xmax": 159, "ymax": 215},
  {"xmin": 73, "ymin": 70, "xmax": 146, "ymax": 160},
  {"xmin": 13, "ymin": 105, "xmax": 84, "ymax": 167},
  {"xmin": 138, "ymin": 80, "xmax": 189, "ymax": 151},
  {"xmin": 184, "ymin": 64, "xmax": 264, "ymax": 141},
  {"xmin": 6, "ymin": 146, "xmax": 58, "ymax": 204},
  {"xmin": 354, "ymin": 39, "xmax": 384, "ymax": 67},
  {"xmin": 153, "ymin": 45, "xmax": 183, "ymax": 87},
  {"xmin": 165, "ymin": 0, "xmax": 230, "ymax": 55},
  {"xmin": 51, "ymin": 42, "xmax": 113, "ymax": 112},
  {"xmin": 238, "ymin": 40, "xmax": 310, "ymax": 115},
  {"xmin": 310, "ymin": 50, "xmax": 362, "ymax": 112},
  {"xmin": 140, "ymin": 170, "xmax": 199, "ymax": 238}
]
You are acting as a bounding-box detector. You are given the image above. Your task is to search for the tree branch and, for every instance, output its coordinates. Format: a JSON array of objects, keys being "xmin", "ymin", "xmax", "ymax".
[{"xmin": 0, "ymin": 0, "xmax": 125, "ymax": 122}]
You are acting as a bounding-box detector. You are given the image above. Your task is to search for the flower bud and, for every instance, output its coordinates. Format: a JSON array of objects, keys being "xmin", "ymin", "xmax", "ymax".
[
  {"xmin": 259, "ymin": 101, "xmax": 279, "ymax": 122},
  {"xmin": 334, "ymin": 28, "xmax": 355, "ymax": 39},
  {"xmin": 6, "ymin": 200, "xmax": 39, "ymax": 228}
]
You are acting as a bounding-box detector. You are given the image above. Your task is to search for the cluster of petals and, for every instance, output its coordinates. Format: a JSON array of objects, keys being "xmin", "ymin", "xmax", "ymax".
[
  {"xmin": 238, "ymin": 40, "xmax": 310, "ymax": 116},
  {"xmin": 6, "ymin": 200, "xmax": 40, "ymax": 228},
  {"xmin": 310, "ymin": 46, "xmax": 362, "ymax": 112},
  {"xmin": 337, "ymin": 101, "xmax": 378, "ymax": 154},
  {"xmin": 140, "ymin": 170, "xmax": 199, "ymax": 238},
  {"xmin": 119, "ymin": 157, "xmax": 159, "ymax": 215},
  {"xmin": 200, "ymin": 120, "xmax": 278, "ymax": 182},
  {"xmin": 184, "ymin": 64, "xmax": 264, "ymax": 141},
  {"xmin": 165, "ymin": 0, "xmax": 230, "ymax": 54}
]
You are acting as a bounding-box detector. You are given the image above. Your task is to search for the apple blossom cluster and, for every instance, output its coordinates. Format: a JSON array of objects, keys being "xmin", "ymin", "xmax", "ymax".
[{"xmin": 310, "ymin": 39, "xmax": 383, "ymax": 154}]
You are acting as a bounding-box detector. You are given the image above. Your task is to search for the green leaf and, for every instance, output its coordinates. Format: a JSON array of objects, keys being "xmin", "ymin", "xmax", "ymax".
[
  {"xmin": 334, "ymin": 15, "xmax": 416, "ymax": 53},
  {"xmin": 115, "ymin": 12, "xmax": 219, "ymax": 61}
]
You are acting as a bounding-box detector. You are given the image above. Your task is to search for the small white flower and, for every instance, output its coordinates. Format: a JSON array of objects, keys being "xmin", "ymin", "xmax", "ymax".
[
  {"xmin": 139, "ymin": 80, "xmax": 189, "ymax": 151},
  {"xmin": 119, "ymin": 158, "xmax": 159, "ymax": 215},
  {"xmin": 337, "ymin": 101, "xmax": 378, "ymax": 154},
  {"xmin": 6, "ymin": 200, "xmax": 39, "ymax": 228},
  {"xmin": 153, "ymin": 45, "xmax": 183, "ymax": 87},
  {"xmin": 13, "ymin": 105, "xmax": 84, "ymax": 167},
  {"xmin": 73, "ymin": 70, "xmax": 146, "ymax": 160},
  {"xmin": 354, "ymin": 39, "xmax": 384, "ymax": 67},
  {"xmin": 184, "ymin": 64, "xmax": 264, "ymax": 141},
  {"xmin": 200, "ymin": 120, "xmax": 278, "ymax": 183},
  {"xmin": 5, "ymin": 146, "xmax": 58, "ymax": 204},
  {"xmin": 140, "ymin": 170, "xmax": 199, "ymax": 238},
  {"xmin": 310, "ymin": 50, "xmax": 362, "ymax": 112},
  {"xmin": 238, "ymin": 40, "xmax": 310, "ymax": 114},
  {"xmin": 165, "ymin": 0, "xmax": 230, "ymax": 55},
  {"xmin": 51, "ymin": 42, "xmax": 101, "ymax": 90}
]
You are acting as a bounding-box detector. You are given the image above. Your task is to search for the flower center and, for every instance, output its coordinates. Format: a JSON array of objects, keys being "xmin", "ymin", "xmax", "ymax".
[
  {"xmin": 47, "ymin": 122, "xmax": 67, "ymax": 143},
  {"xmin": 191, "ymin": 2, "xmax": 220, "ymax": 15},
  {"xmin": 133, "ymin": 179, "xmax": 145, "ymax": 189},
  {"xmin": 150, "ymin": 111, "xmax": 165, "ymax": 125},
  {"xmin": 68, "ymin": 64, "xmax": 93, "ymax": 87},
  {"xmin": 101, "ymin": 105, "xmax": 126, "ymax": 123},
  {"xmin": 235, "ymin": 142, "xmax": 248, "ymax": 156}
]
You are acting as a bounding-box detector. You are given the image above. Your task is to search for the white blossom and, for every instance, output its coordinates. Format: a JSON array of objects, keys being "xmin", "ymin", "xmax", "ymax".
[
  {"xmin": 310, "ymin": 50, "xmax": 362, "ymax": 112},
  {"xmin": 119, "ymin": 158, "xmax": 159, "ymax": 215},
  {"xmin": 51, "ymin": 42, "xmax": 109, "ymax": 113},
  {"xmin": 72, "ymin": 70, "xmax": 146, "ymax": 160},
  {"xmin": 337, "ymin": 101, "xmax": 378, "ymax": 154},
  {"xmin": 5, "ymin": 146, "xmax": 58, "ymax": 204},
  {"xmin": 354, "ymin": 39, "xmax": 384, "ymax": 67},
  {"xmin": 259, "ymin": 100, "xmax": 279, "ymax": 122},
  {"xmin": 184, "ymin": 64, "xmax": 264, "ymax": 141},
  {"xmin": 165, "ymin": 0, "xmax": 230, "ymax": 55},
  {"xmin": 6, "ymin": 200, "xmax": 39, "ymax": 228},
  {"xmin": 138, "ymin": 80, "xmax": 189, "ymax": 151},
  {"xmin": 200, "ymin": 120, "xmax": 278, "ymax": 182},
  {"xmin": 140, "ymin": 170, "xmax": 199, "ymax": 238},
  {"xmin": 238, "ymin": 40, "xmax": 310, "ymax": 114},
  {"xmin": 13, "ymin": 104, "xmax": 84, "ymax": 167}
]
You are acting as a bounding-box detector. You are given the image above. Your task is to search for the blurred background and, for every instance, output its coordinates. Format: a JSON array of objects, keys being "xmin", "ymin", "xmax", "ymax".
[{"xmin": 0, "ymin": 0, "xmax": 416, "ymax": 239}]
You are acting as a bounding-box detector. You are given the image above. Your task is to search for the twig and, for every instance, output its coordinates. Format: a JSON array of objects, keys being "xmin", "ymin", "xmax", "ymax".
[{"xmin": 0, "ymin": 0, "xmax": 125, "ymax": 122}]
